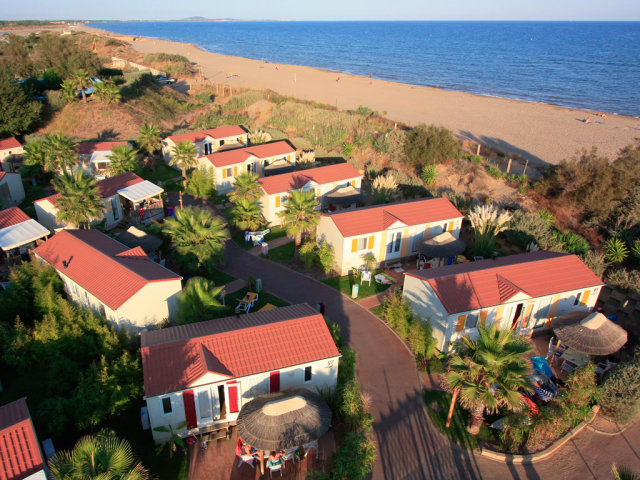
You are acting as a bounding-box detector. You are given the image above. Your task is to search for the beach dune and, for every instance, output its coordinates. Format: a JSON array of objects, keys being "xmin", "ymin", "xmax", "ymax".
[{"xmin": 85, "ymin": 27, "xmax": 640, "ymax": 167}]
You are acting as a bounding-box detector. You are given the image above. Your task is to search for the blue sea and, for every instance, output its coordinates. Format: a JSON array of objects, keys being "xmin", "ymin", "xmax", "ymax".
[{"xmin": 88, "ymin": 21, "xmax": 640, "ymax": 117}]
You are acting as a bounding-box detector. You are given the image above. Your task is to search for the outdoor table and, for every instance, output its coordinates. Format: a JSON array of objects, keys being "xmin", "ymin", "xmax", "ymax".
[{"xmin": 560, "ymin": 348, "xmax": 590, "ymax": 367}]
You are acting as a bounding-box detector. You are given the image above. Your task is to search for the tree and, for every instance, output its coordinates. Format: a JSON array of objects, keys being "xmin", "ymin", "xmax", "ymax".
[
  {"xmin": 230, "ymin": 196, "xmax": 263, "ymax": 231},
  {"xmin": 186, "ymin": 166, "xmax": 216, "ymax": 203},
  {"xmin": 153, "ymin": 422, "xmax": 188, "ymax": 459},
  {"xmin": 70, "ymin": 69, "xmax": 92, "ymax": 103},
  {"xmin": 49, "ymin": 429, "xmax": 149, "ymax": 480},
  {"xmin": 170, "ymin": 140, "xmax": 198, "ymax": 188},
  {"xmin": 404, "ymin": 124, "xmax": 460, "ymax": 167},
  {"xmin": 277, "ymin": 189, "xmax": 320, "ymax": 253},
  {"xmin": 443, "ymin": 324, "xmax": 532, "ymax": 435},
  {"xmin": 43, "ymin": 132, "xmax": 77, "ymax": 173},
  {"xmin": 163, "ymin": 206, "xmax": 230, "ymax": 271},
  {"xmin": 0, "ymin": 71, "xmax": 42, "ymax": 137},
  {"xmin": 107, "ymin": 144, "xmax": 139, "ymax": 175},
  {"xmin": 93, "ymin": 80, "xmax": 121, "ymax": 104},
  {"xmin": 23, "ymin": 139, "xmax": 48, "ymax": 171},
  {"xmin": 227, "ymin": 172, "xmax": 262, "ymax": 203},
  {"xmin": 176, "ymin": 277, "xmax": 224, "ymax": 324},
  {"xmin": 60, "ymin": 79, "xmax": 78, "ymax": 103},
  {"xmin": 137, "ymin": 123, "xmax": 162, "ymax": 169},
  {"xmin": 52, "ymin": 170, "xmax": 103, "ymax": 228}
]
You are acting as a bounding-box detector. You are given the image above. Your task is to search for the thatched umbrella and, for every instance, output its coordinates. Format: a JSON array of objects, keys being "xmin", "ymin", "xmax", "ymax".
[
  {"xmin": 324, "ymin": 185, "xmax": 363, "ymax": 206},
  {"xmin": 418, "ymin": 232, "xmax": 466, "ymax": 259},
  {"xmin": 237, "ymin": 388, "xmax": 331, "ymax": 474},
  {"xmin": 552, "ymin": 311, "xmax": 628, "ymax": 356},
  {"xmin": 263, "ymin": 159, "xmax": 294, "ymax": 176}
]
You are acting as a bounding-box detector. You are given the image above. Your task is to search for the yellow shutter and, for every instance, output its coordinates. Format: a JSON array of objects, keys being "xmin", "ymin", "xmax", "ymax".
[
  {"xmin": 494, "ymin": 305, "xmax": 505, "ymax": 328},
  {"xmin": 351, "ymin": 180, "xmax": 356, "ymax": 188},
  {"xmin": 367, "ymin": 235, "xmax": 374, "ymax": 249},
  {"xmin": 275, "ymin": 196, "xmax": 280, "ymax": 208},
  {"xmin": 580, "ymin": 290, "xmax": 591, "ymax": 306},
  {"xmin": 287, "ymin": 155, "xmax": 291, "ymax": 163},
  {"xmin": 456, "ymin": 315, "xmax": 467, "ymax": 332},
  {"xmin": 379, "ymin": 232, "xmax": 387, "ymax": 261},
  {"xmin": 333, "ymin": 183, "xmax": 337, "ymax": 191},
  {"xmin": 400, "ymin": 228, "xmax": 410, "ymax": 256},
  {"xmin": 479, "ymin": 310, "xmax": 488, "ymax": 327},
  {"xmin": 222, "ymin": 169, "xmax": 227, "ymax": 179},
  {"xmin": 521, "ymin": 303, "xmax": 534, "ymax": 329},
  {"xmin": 545, "ymin": 294, "xmax": 561, "ymax": 328},
  {"xmin": 351, "ymin": 238, "xmax": 358, "ymax": 253},
  {"xmin": 233, "ymin": 166, "xmax": 238, "ymax": 176},
  {"xmin": 448, "ymin": 221, "xmax": 455, "ymax": 232},
  {"xmin": 315, "ymin": 188, "xmax": 320, "ymax": 198}
]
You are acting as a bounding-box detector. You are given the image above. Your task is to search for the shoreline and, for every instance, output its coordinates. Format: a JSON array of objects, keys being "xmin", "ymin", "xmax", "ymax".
[{"xmin": 65, "ymin": 25, "xmax": 640, "ymax": 165}]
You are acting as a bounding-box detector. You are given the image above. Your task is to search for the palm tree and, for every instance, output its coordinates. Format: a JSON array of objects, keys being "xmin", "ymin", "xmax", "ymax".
[
  {"xmin": 186, "ymin": 166, "xmax": 216, "ymax": 204},
  {"xmin": 443, "ymin": 324, "xmax": 532, "ymax": 435},
  {"xmin": 49, "ymin": 429, "xmax": 149, "ymax": 480},
  {"xmin": 23, "ymin": 139, "xmax": 48, "ymax": 170},
  {"xmin": 170, "ymin": 140, "xmax": 198, "ymax": 188},
  {"xmin": 107, "ymin": 144, "xmax": 139, "ymax": 175},
  {"xmin": 69, "ymin": 69, "xmax": 92, "ymax": 103},
  {"xmin": 53, "ymin": 170, "xmax": 103, "ymax": 228},
  {"xmin": 93, "ymin": 80, "xmax": 121, "ymax": 104},
  {"xmin": 163, "ymin": 206, "xmax": 230, "ymax": 270},
  {"xmin": 60, "ymin": 79, "xmax": 77, "ymax": 103},
  {"xmin": 43, "ymin": 132, "xmax": 77, "ymax": 173},
  {"xmin": 227, "ymin": 172, "xmax": 262, "ymax": 203},
  {"xmin": 137, "ymin": 123, "xmax": 162, "ymax": 169},
  {"xmin": 277, "ymin": 189, "xmax": 320, "ymax": 254},
  {"xmin": 176, "ymin": 277, "xmax": 224, "ymax": 324},
  {"xmin": 230, "ymin": 196, "xmax": 264, "ymax": 231}
]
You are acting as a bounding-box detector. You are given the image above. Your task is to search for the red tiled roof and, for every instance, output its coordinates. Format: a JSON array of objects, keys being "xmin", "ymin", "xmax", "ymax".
[
  {"xmin": 33, "ymin": 172, "xmax": 143, "ymax": 207},
  {"xmin": 0, "ymin": 138, "xmax": 21, "ymax": 151},
  {"xmin": 33, "ymin": 230, "xmax": 181, "ymax": 310},
  {"xmin": 141, "ymin": 303, "xmax": 340, "ymax": 397},
  {"xmin": 166, "ymin": 126, "xmax": 247, "ymax": 144},
  {"xmin": 201, "ymin": 141, "xmax": 295, "ymax": 168},
  {"xmin": 405, "ymin": 251, "xmax": 604, "ymax": 314},
  {"xmin": 77, "ymin": 141, "xmax": 128, "ymax": 155},
  {"xmin": 258, "ymin": 163, "xmax": 360, "ymax": 194},
  {"xmin": 324, "ymin": 197, "xmax": 463, "ymax": 237},
  {"xmin": 0, "ymin": 207, "xmax": 30, "ymax": 230},
  {"xmin": 0, "ymin": 398, "xmax": 44, "ymax": 480}
]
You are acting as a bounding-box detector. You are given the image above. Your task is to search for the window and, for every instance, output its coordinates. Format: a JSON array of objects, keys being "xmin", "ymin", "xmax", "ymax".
[
  {"xmin": 351, "ymin": 236, "xmax": 373, "ymax": 253},
  {"xmin": 226, "ymin": 168, "xmax": 233, "ymax": 178},
  {"xmin": 304, "ymin": 366, "xmax": 312, "ymax": 382},
  {"xmin": 98, "ymin": 304, "xmax": 106, "ymax": 318},
  {"xmin": 387, "ymin": 231, "xmax": 402, "ymax": 253},
  {"xmin": 162, "ymin": 397, "xmax": 172, "ymax": 414},
  {"xmin": 203, "ymin": 143, "xmax": 212, "ymax": 155},
  {"xmin": 573, "ymin": 292, "xmax": 582, "ymax": 306},
  {"xmin": 198, "ymin": 390, "xmax": 212, "ymax": 419},
  {"xmin": 219, "ymin": 139, "xmax": 225, "ymax": 147},
  {"xmin": 465, "ymin": 313, "xmax": 478, "ymax": 329}
]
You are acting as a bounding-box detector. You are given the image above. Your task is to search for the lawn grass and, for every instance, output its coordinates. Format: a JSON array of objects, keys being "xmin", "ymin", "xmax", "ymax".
[
  {"xmin": 369, "ymin": 304, "xmax": 385, "ymax": 317},
  {"xmin": 265, "ymin": 242, "xmax": 295, "ymax": 262},
  {"xmin": 422, "ymin": 389, "xmax": 493, "ymax": 450},
  {"xmin": 206, "ymin": 288, "xmax": 289, "ymax": 319},
  {"xmin": 232, "ymin": 225, "xmax": 289, "ymax": 250},
  {"xmin": 138, "ymin": 164, "xmax": 181, "ymax": 184},
  {"xmin": 203, "ymin": 268, "xmax": 236, "ymax": 286},
  {"xmin": 323, "ymin": 270, "xmax": 391, "ymax": 299}
]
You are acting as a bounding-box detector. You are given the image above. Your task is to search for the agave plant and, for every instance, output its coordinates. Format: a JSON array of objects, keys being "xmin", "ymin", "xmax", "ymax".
[{"xmin": 605, "ymin": 237, "xmax": 629, "ymax": 264}]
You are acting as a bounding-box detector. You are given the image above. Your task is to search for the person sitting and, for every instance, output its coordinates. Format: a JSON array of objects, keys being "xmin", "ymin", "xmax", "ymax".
[{"xmin": 243, "ymin": 444, "xmax": 259, "ymax": 458}]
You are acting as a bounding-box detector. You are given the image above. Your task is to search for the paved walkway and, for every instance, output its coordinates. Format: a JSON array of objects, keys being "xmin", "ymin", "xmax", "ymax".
[
  {"xmin": 247, "ymin": 235, "xmax": 294, "ymax": 256},
  {"xmin": 357, "ymin": 286, "xmax": 397, "ymax": 309},
  {"xmin": 219, "ymin": 240, "xmax": 640, "ymax": 480}
]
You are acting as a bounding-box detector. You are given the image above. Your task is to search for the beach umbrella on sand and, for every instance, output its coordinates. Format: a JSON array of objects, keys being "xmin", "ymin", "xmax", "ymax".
[
  {"xmin": 552, "ymin": 311, "xmax": 628, "ymax": 356},
  {"xmin": 237, "ymin": 388, "xmax": 331, "ymax": 475},
  {"xmin": 418, "ymin": 231, "xmax": 466, "ymax": 259}
]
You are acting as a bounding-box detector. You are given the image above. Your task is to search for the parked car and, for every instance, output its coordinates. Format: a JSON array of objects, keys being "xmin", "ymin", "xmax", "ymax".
[{"xmin": 155, "ymin": 76, "xmax": 177, "ymax": 85}]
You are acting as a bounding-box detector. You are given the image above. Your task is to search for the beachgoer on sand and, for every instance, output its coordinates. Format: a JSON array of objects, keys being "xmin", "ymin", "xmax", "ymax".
[
  {"xmin": 584, "ymin": 117, "xmax": 591, "ymax": 124},
  {"xmin": 336, "ymin": 76, "xmax": 340, "ymax": 83}
]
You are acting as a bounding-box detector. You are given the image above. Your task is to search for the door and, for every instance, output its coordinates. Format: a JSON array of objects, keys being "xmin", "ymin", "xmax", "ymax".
[
  {"xmin": 196, "ymin": 389, "xmax": 213, "ymax": 425},
  {"xmin": 217, "ymin": 385, "xmax": 226, "ymax": 420},
  {"xmin": 182, "ymin": 390, "xmax": 198, "ymax": 429},
  {"xmin": 386, "ymin": 231, "xmax": 403, "ymax": 259},
  {"xmin": 270, "ymin": 371, "xmax": 280, "ymax": 393},
  {"xmin": 510, "ymin": 303, "xmax": 524, "ymax": 331}
]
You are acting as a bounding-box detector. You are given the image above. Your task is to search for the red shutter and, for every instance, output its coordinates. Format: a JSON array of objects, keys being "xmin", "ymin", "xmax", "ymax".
[
  {"xmin": 228, "ymin": 385, "xmax": 239, "ymax": 413},
  {"xmin": 182, "ymin": 390, "xmax": 197, "ymax": 429},
  {"xmin": 270, "ymin": 371, "xmax": 280, "ymax": 393}
]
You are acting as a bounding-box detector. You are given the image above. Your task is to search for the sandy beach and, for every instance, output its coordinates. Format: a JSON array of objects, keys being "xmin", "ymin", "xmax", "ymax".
[{"xmin": 79, "ymin": 25, "xmax": 639, "ymax": 166}]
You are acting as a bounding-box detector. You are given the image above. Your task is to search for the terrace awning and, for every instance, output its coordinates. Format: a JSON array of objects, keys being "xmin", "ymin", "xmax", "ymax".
[
  {"xmin": 263, "ymin": 159, "xmax": 294, "ymax": 176},
  {"xmin": 117, "ymin": 180, "xmax": 164, "ymax": 203},
  {"xmin": 0, "ymin": 220, "xmax": 49, "ymax": 251},
  {"xmin": 418, "ymin": 231, "xmax": 466, "ymax": 258},
  {"xmin": 324, "ymin": 185, "xmax": 362, "ymax": 206}
]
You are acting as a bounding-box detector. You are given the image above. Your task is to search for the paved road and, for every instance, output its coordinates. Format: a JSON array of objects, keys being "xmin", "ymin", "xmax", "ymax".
[{"xmin": 219, "ymin": 240, "xmax": 640, "ymax": 479}]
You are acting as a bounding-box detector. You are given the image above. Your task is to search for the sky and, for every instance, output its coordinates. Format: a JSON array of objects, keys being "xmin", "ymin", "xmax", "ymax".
[{"xmin": 3, "ymin": 0, "xmax": 640, "ymax": 21}]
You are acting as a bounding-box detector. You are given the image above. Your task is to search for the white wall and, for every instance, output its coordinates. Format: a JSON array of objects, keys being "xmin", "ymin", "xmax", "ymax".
[
  {"xmin": 402, "ymin": 275, "xmax": 450, "ymax": 350},
  {"xmin": 0, "ymin": 173, "xmax": 25, "ymax": 205},
  {"xmin": 0, "ymin": 145, "xmax": 24, "ymax": 172},
  {"xmin": 147, "ymin": 356, "xmax": 340, "ymax": 443},
  {"xmin": 116, "ymin": 279, "xmax": 182, "ymax": 331},
  {"xmin": 34, "ymin": 201, "xmax": 62, "ymax": 232},
  {"xmin": 316, "ymin": 216, "xmax": 345, "ymax": 273}
]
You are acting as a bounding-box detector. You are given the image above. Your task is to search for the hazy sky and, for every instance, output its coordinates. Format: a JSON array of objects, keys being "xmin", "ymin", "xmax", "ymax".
[{"xmin": 3, "ymin": 0, "xmax": 640, "ymax": 21}]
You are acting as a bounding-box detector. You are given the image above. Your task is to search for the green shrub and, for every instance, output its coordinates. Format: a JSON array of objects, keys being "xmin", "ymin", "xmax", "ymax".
[
  {"xmin": 299, "ymin": 240, "xmax": 317, "ymax": 269},
  {"xmin": 105, "ymin": 38, "xmax": 124, "ymax": 47},
  {"xmin": 504, "ymin": 210, "xmax": 559, "ymax": 250},
  {"xmin": 486, "ymin": 166, "xmax": 505, "ymax": 179},
  {"xmin": 45, "ymin": 90, "xmax": 66, "ymax": 111},
  {"xmin": 552, "ymin": 230, "xmax": 590, "ymax": 255},
  {"xmin": 421, "ymin": 165, "xmax": 437, "ymax": 185},
  {"xmin": 467, "ymin": 154, "xmax": 484, "ymax": 164},
  {"xmin": 605, "ymin": 237, "xmax": 629, "ymax": 264},
  {"xmin": 537, "ymin": 209, "xmax": 555, "ymax": 226},
  {"xmin": 580, "ymin": 250, "xmax": 608, "ymax": 279},
  {"xmin": 342, "ymin": 142, "xmax": 355, "ymax": 157},
  {"xmin": 600, "ymin": 360, "xmax": 640, "ymax": 425},
  {"xmin": 381, "ymin": 288, "xmax": 412, "ymax": 340},
  {"xmin": 195, "ymin": 91, "xmax": 215, "ymax": 104},
  {"xmin": 408, "ymin": 320, "xmax": 438, "ymax": 361},
  {"xmin": 404, "ymin": 124, "xmax": 460, "ymax": 167},
  {"xmin": 355, "ymin": 105, "xmax": 375, "ymax": 117},
  {"xmin": 606, "ymin": 267, "xmax": 640, "ymax": 294},
  {"xmin": 317, "ymin": 240, "xmax": 335, "ymax": 273}
]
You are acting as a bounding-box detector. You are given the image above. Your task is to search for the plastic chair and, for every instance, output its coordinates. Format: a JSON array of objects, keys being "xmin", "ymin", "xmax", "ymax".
[
  {"xmin": 561, "ymin": 360, "xmax": 575, "ymax": 374},
  {"xmin": 282, "ymin": 447, "xmax": 297, "ymax": 465},
  {"xmin": 303, "ymin": 440, "xmax": 319, "ymax": 459},
  {"xmin": 267, "ymin": 458, "xmax": 283, "ymax": 477},
  {"xmin": 361, "ymin": 270, "xmax": 372, "ymax": 285}
]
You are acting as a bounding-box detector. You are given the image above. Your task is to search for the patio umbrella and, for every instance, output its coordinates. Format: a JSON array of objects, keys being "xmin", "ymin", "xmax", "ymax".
[
  {"xmin": 324, "ymin": 185, "xmax": 363, "ymax": 206},
  {"xmin": 237, "ymin": 388, "xmax": 331, "ymax": 452},
  {"xmin": 552, "ymin": 311, "xmax": 628, "ymax": 356},
  {"xmin": 418, "ymin": 232, "xmax": 466, "ymax": 258}
]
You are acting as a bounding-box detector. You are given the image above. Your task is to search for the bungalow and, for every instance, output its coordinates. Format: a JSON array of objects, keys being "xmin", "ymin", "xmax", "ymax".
[
  {"xmin": 316, "ymin": 197, "xmax": 464, "ymax": 275},
  {"xmin": 0, "ymin": 207, "xmax": 49, "ymax": 265},
  {"xmin": 162, "ymin": 125, "xmax": 248, "ymax": 162},
  {"xmin": 0, "ymin": 137, "xmax": 24, "ymax": 173},
  {"xmin": 0, "ymin": 171, "xmax": 25, "ymax": 206},
  {"xmin": 33, "ymin": 229, "xmax": 182, "ymax": 331},
  {"xmin": 198, "ymin": 141, "xmax": 297, "ymax": 194},
  {"xmin": 0, "ymin": 397, "xmax": 47, "ymax": 480},
  {"xmin": 76, "ymin": 141, "xmax": 130, "ymax": 178},
  {"xmin": 402, "ymin": 251, "xmax": 604, "ymax": 352},
  {"xmin": 34, "ymin": 172, "xmax": 164, "ymax": 231},
  {"xmin": 258, "ymin": 163, "xmax": 362, "ymax": 226},
  {"xmin": 141, "ymin": 303, "xmax": 340, "ymax": 443}
]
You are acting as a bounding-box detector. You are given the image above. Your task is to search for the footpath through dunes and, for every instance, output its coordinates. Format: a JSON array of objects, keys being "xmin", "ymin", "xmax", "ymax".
[
  {"xmin": 219, "ymin": 240, "xmax": 640, "ymax": 480},
  {"xmin": 83, "ymin": 29, "xmax": 640, "ymax": 167}
]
